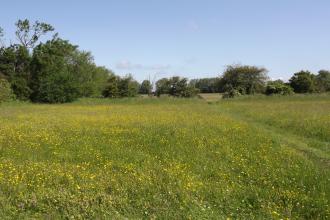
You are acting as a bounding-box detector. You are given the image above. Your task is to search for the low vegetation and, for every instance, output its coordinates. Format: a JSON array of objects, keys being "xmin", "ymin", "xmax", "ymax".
[
  {"xmin": 0, "ymin": 78, "xmax": 14, "ymax": 103},
  {"xmin": 0, "ymin": 95, "xmax": 329, "ymax": 219}
]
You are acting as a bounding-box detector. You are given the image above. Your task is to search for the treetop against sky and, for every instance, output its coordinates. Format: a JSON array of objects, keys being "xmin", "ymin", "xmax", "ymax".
[{"xmin": 1, "ymin": 0, "xmax": 330, "ymax": 81}]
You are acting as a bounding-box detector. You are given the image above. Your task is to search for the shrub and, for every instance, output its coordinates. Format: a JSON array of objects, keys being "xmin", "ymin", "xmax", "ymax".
[
  {"xmin": 0, "ymin": 78, "xmax": 14, "ymax": 102},
  {"xmin": 181, "ymin": 86, "xmax": 200, "ymax": 97},
  {"xmin": 10, "ymin": 77, "xmax": 32, "ymax": 100},
  {"xmin": 265, "ymin": 80, "xmax": 294, "ymax": 95},
  {"xmin": 222, "ymin": 88, "xmax": 241, "ymax": 99}
]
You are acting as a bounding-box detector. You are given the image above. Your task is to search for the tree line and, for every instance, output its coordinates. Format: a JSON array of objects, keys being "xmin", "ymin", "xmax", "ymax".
[
  {"xmin": 191, "ymin": 65, "xmax": 330, "ymax": 98},
  {"xmin": 1, "ymin": 19, "xmax": 329, "ymax": 103},
  {"xmin": 0, "ymin": 19, "xmax": 111, "ymax": 103}
]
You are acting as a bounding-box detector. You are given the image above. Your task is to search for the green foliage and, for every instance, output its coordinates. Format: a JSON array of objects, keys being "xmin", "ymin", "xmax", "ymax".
[
  {"xmin": 265, "ymin": 80, "xmax": 294, "ymax": 95},
  {"xmin": 103, "ymin": 74, "xmax": 139, "ymax": 98},
  {"xmin": 30, "ymin": 38, "xmax": 80, "ymax": 103},
  {"xmin": 220, "ymin": 65, "xmax": 268, "ymax": 94},
  {"xmin": 156, "ymin": 76, "xmax": 199, "ymax": 97},
  {"xmin": 139, "ymin": 79, "xmax": 152, "ymax": 94},
  {"xmin": 315, "ymin": 70, "xmax": 330, "ymax": 92},
  {"xmin": 69, "ymin": 51, "xmax": 109, "ymax": 97},
  {"xmin": 0, "ymin": 78, "xmax": 14, "ymax": 102},
  {"xmin": 222, "ymin": 88, "xmax": 241, "ymax": 99},
  {"xmin": 90, "ymin": 66, "xmax": 111, "ymax": 97},
  {"xmin": 2, "ymin": 19, "xmax": 330, "ymax": 104},
  {"xmin": 168, "ymin": 76, "xmax": 187, "ymax": 96},
  {"xmin": 15, "ymin": 19, "xmax": 54, "ymax": 48},
  {"xmin": 0, "ymin": 19, "xmax": 110, "ymax": 103},
  {"xmin": 28, "ymin": 37, "xmax": 110, "ymax": 103},
  {"xmin": 0, "ymin": 45, "xmax": 32, "ymax": 100},
  {"xmin": 155, "ymin": 78, "xmax": 170, "ymax": 96},
  {"xmin": 190, "ymin": 77, "xmax": 220, "ymax": 93},
  {"xmin": 117, "ymin": 74, "xmax": 139, "ymax": 97},
  {"xmin": 180, "ymin": 85, "xmax": 200, "ymax": 97},
  {"xmin": 102, "ymin": 74, "xmax": 120, "ymax": 98},
  {"xmin": 289, "ymin": 71, "xmax": 315, "ymax": 93}
]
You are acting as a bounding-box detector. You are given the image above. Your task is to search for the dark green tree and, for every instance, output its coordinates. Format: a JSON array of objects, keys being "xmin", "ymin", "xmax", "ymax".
[
  {"xmin": 168, "ymin": 76, "xmax": 188, "ymax": 97},
  {"xmin": 117, "ymin": 74, "xmax": 139, "ymax": 97},
  {"xmin": 315, "ymin": 70, "xmax": 330, "ymax": 92},
  {"xmin": 289, "ymin": 71, "xmax": 315, "ymax": 93},
  {"xmin": 190, "ymin": 78, "xmax": 220, "ymax": 93},
  {"xmin": 0, "ymin": 19, "xmax": 119, "ymax": 103},
  {"xmin": 102, "ymin": 74, "xmax": 120, "ymax": 98},
  {"xmin": 155, "ymin": 78, "xmax": 170, "ymax": 96},
  {"xmin": 139, "ymin": 80, "xmax": 152, "ymax": 95},
  {"xmin": 156, "ymin": 76, "xmax": 199, "ymax": 97},
  {"xmin": 0, "ymin": 45, "xmax": 32, "ymax": 100},
  {"xmin": 0, "ymin": 19, "xmax": 54, "ymax": 100},
  {"xmin": 30, "ymin": 38, "xmax": 80, "ymax": 103},
  {"xmin": 220, "ymin": 65, "xmax": 268, "ymax": 94},
  {"xmin": 102, "ymin": 74, "xmax": 139, "ymax": 98}
]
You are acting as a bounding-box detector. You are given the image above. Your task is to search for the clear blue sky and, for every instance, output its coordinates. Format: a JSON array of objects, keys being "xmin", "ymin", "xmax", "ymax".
[{"xmin": 1, "ymin": 0, "xmax": 329, "ymax": 82}]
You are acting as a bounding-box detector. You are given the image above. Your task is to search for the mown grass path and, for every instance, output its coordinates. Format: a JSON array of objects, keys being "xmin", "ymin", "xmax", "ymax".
[{"xmin": 217, "ymin": 103, "xmax": 330, "ymax": 167}]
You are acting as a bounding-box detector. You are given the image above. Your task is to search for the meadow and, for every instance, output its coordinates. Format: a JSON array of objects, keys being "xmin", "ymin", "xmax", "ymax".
[{"xmin": 0, "ymin": 95, "xmax": 329, "ymax": 219}]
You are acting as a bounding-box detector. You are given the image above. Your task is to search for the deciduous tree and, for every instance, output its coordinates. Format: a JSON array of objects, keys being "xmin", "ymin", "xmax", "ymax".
[
  {"xmin": 220, "ymin": 65, "xmax": 268, "ymax": 94},
  {"xmin": 315, "ymin": 70, "xmax": 330, "ymax": 92},
  {"xmin": 15, "ymin": 19, "xmax": 54, "ymax": 49},
  {"xmin": 139, "ymin": 80, "xmax": 152, "ymax": 95},
  {"xmin": 289, "ymin": 71, "xmax": 315, "ymax": 93}
]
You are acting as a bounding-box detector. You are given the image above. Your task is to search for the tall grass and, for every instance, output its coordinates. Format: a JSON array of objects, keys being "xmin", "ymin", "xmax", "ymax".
[{"xmin": 0, "ymin": 95, "xmax": 329, "ymax": 219}]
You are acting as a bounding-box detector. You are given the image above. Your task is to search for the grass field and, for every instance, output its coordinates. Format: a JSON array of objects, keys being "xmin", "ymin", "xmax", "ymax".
[{"xmin": 0, "ymin": 95, "xmax": 329, "ymax": 219}]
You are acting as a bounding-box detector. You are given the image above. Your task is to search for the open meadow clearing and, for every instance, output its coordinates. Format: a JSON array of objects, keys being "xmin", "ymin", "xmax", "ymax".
[{"xmin": 0, "ymin": 95, "xmax": 329, "ymax": 219}]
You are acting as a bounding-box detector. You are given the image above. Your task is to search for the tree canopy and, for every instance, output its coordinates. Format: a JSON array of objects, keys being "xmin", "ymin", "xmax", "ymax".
[
  {"xmin": 315, "ymin": 70, "xmax": 330, "ymax": 92},
  {"xmin": 219, "ymin": 65, "xmax": 268, "ymax": 95},
  {"xmin": 15, "ymin": 19, "xmax": 54, "ymax": 48},
  {"xmin": 189, "ymin": 78, "xmax": 220, "ymax": 93},
  {"xmin": 155, "ymin": 76, "xmax": 199, "ymax": 97},
  {"xmin": 103, "ymin": 74, "xmax": 139, "ymax": 98},
  {"xmin": 139, "ymin": 80, "xmax": 152, "ymax": 95},
  {"xmin": 0, "ymin": 19, "xmax": 115, "ymax": 103},
  {"xmin": 265, "ymin": 80, "xmax": 293, "ymax": 96},
  {"xmin": 289, "ymin": 71, "xmax": 315, "ymax": 93},
  {"xmin": 1, "ymin": 20, "xmax": 330, "ymax": 103}
]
